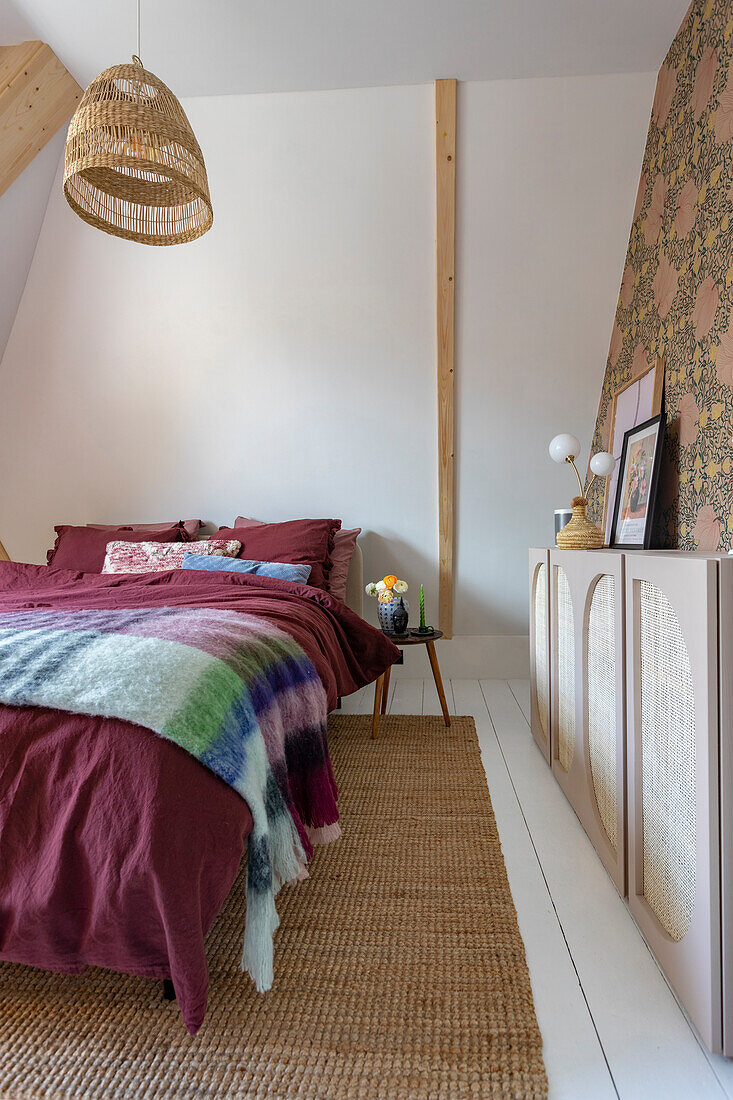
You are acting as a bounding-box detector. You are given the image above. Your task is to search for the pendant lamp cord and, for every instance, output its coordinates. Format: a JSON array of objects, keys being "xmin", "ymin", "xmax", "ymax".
[{"xmin": 136, "ymin": 0, "xmax": 141, "ymax": 62}]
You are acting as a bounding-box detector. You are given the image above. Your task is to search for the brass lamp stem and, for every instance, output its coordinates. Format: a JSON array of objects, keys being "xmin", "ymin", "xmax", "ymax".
[{"xmin": 566, "ymin": 456, "xmax": 585, "ymax": 499}]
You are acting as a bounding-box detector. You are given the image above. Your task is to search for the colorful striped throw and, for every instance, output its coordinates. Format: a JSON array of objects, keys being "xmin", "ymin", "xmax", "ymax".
[{"xmin": 0, "ymin": 606, "xmax": 338, "ymax": 992}]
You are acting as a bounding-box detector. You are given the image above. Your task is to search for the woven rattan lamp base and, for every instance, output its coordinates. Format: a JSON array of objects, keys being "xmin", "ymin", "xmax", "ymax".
[{"xmin": 556, "ymin": 496, "xmax": 604, "ymax": 550}]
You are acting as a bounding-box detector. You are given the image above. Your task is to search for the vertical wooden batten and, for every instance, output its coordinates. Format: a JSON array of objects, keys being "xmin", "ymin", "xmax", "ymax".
[
  {"xmin": 0, "ymin": 41, "xmax": 81, "ymax": 199},
  {"xmin": 435, "ymin": 78, "xmax": 456, "ymax": 638}
]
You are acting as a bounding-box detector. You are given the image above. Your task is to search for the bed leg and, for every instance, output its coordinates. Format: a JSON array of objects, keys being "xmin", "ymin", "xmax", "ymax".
[{"xmin": 162, "ymin": 978, "xmax": 176, "ymax": 1002}]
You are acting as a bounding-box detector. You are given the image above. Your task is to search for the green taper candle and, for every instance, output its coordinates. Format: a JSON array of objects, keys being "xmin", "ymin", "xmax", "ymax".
[{"xmin": 420, "ymin": 584, "xmax": 425, "ymax": 630}]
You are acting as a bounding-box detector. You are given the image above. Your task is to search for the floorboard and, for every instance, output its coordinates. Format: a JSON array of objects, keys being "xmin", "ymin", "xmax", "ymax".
[
  {"xmin": 422, "ymin": 674, "xmax": 442, "ymax": 714},
  {"xmin": 507, "ymin": 677, "xmax": 531, "ymax": 724},
  {"xmin": 389, "ymin": 677, "xmax": 423, "ymax": 714}
]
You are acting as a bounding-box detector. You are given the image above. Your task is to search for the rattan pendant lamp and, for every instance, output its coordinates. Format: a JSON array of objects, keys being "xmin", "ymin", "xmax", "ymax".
[{"xmin": 63, "ymin": 0, "xmax": 212, "ymax": 245}]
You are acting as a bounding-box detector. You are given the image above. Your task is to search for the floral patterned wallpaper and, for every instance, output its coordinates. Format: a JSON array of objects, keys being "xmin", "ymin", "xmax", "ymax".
[{"xmin": 589, "ymin": 0, "xmax": 733, "ymax": 550}]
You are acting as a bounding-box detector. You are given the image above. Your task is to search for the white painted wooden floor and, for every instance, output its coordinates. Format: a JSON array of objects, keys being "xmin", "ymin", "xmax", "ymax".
[{"xmin": 339, "ymin": 677, "xmax": 733, "ymax": 1100}]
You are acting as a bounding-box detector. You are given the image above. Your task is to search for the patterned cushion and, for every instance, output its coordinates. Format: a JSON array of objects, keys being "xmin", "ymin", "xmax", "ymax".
[{"xmin": 101, "ymin": 539, "xmax": 241, "ymax": 574}]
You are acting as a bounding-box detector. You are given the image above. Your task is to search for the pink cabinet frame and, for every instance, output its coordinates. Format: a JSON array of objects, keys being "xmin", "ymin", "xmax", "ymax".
[
  {"xmin": 718, "ymin": 557, "xmax": 733, "ymax": 1053},
  {"xmin": 528, "ymin": 548, "xmax": 551, "ymax": 765},
  {"xmin": 625, "ymin": 553, "xmax": 721, "ymax": 1053},
  {"xmin": 549, "ymin": 550, "xmax": 626, "ymax": 895}
]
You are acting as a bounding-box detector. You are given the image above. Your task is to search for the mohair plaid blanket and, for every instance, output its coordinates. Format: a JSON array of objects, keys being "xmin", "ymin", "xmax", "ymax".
[{"xmin": 0, "ymin": 606, "xmax": 338, "ymax": 991}]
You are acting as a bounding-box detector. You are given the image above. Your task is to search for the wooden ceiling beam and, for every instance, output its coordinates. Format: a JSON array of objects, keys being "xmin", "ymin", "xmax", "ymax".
[{"xmin": 0, "ymin": 41, "xmax": 81, "ymax": 199}]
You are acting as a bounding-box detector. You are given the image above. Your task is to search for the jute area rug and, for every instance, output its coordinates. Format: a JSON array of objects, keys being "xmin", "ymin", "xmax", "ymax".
[{"xmin": 0, "ymin": 714, "xmax": 547, "ymax": 1099}]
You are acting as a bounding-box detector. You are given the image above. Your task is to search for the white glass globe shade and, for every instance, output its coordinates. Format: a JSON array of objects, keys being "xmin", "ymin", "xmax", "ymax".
[
  {"xmin": 590, "ymin": 451, "xmax": 615, "ymax": 477},
  {"xmin": 548, "ymin": 433, "xmax": 581, "ymax": 464}
]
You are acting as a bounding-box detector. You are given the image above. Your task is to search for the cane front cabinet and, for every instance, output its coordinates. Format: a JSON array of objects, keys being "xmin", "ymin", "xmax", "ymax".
[{"xmin": 528, "ymin": 547, "xmax": 733, "ymax": 1055}]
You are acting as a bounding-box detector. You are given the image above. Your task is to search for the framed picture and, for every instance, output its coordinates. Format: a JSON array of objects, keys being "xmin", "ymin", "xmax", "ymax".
[
  {"xmin": 609, "ymin": 414, "xmax": 665, "ymax": 549},
  {"xmin": 602, "ymin": 356, "xmax": 665, "ymax": 544}
]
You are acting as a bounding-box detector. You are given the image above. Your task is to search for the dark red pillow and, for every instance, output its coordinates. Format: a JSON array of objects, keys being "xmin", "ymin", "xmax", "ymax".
[
  {"xmin": 86, "ymin": 520, "xmax": 202, "ymax": 539},
  {"xmin": 216, "ymin": 518, "xmax": 341, "ymax": 590},
  {"xmin": 48, "ymin": 525, "xmax": 184, "ymax": 573}
]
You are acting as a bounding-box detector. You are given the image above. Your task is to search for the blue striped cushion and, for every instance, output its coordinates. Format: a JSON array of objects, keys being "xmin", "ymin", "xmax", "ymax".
[{"xmin": 181, "ymin": 552, "xmax": 312, "ymax": 584}]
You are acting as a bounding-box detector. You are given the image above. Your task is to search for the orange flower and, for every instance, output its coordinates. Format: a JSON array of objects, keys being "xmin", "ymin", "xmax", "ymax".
[
  {"xmin": 652, "ymin": 64, "xmax": 677, "ymax": 129},
  {"xmin": 675, "ymin": 178, "xmax": 698, "ymax": 238},
  {"xmin": 382, "ymin": 575, "xmax": 397, "ymax": 589},
  {"xmin": 691, "ymin": 275, "xmax": 719, "ymax": 339},
  {"xmin": 652, "ymin": 253, "xmax": 679, "ymax": 320},
  {"xmin": 692, "ymin": 46, "xmax": 717, "ymax": 122},
  {"xmin": 692, "ymin": 504, "xmax": 720, "ymax": 551},
  {"xmin": 678, "ymin": 392, "xmax": 700, "ymax": 447},
  {"xmin": 644, "ymin": 174, "xmax": 666, "ymax": 247}
]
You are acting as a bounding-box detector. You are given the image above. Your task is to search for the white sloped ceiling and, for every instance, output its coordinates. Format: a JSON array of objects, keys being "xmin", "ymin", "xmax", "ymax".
[{"xmin": 0, "ymin": 130, "xmax": 63, "ymax": 367}]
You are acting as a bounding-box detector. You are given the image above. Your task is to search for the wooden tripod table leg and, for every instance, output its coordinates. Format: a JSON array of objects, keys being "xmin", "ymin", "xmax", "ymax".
[
  {"xmin": 426, "ymin": 641, "xmax": 451, "ymax": 727},
  {"xmin": 372, "ymin": 673, "xmax": 384, "ymax": 740},
  {"xmin": 380, "ymin": 666, "xmax": 391, "ymax": 715}
]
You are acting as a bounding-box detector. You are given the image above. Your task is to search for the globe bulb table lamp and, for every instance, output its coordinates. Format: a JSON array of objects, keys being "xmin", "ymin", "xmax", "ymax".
[{"xmin": 548, "ymin": 434, "xmax": 615, "ymax": 550}]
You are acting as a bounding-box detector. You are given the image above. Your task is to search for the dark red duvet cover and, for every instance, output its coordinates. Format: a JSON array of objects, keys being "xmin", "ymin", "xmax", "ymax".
[{"xmin": 0, "ymin": 562, "xmax": 398, "ymax": 1033}]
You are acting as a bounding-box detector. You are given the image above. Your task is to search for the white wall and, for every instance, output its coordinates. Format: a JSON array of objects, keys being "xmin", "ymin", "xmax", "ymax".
[
  {"xmin": 0, "ymin": 74, "xmax": 655, "ymax": 674},
  {"xmin": 0, "ymin": 84, "xmax": 438, "ymax": 598},
  {"xmin": 0, "ymin": 130, "xmax": 63, "ymax": 364},
  {"xmin": 456, "ymin": 72, "xmax": 656, "ymax": 640}
]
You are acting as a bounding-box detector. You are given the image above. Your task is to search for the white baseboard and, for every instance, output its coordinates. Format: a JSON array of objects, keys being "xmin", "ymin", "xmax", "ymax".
[{"xmin": 388, "ymin": 635, "xmax": 529, "ymax": 680}]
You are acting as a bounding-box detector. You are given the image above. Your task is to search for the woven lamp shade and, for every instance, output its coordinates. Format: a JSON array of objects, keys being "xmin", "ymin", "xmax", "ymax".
[{"xmin": 63, "ymin": 57, "xmax": 212, "ymax": 246}]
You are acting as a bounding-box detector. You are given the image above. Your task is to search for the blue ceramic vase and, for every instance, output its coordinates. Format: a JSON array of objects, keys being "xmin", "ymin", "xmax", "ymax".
[{"xmin": 378, "ymin": 596, "xmax": 409, "ymax": 635}]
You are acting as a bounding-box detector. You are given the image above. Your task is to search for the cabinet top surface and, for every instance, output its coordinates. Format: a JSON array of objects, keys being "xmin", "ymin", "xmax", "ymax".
[{"xmin": 530, "ymin": 547, "xmax": 733, "ymax": 562}]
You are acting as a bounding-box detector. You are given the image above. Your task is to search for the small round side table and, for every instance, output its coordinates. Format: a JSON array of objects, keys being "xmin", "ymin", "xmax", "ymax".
[{"xmin": 371, "ymin": 630, "xmax": 450, "ymax": 740}]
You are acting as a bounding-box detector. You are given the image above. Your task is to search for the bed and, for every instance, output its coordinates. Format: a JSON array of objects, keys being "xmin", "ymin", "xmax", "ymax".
[{"xmin": 0, "ymin": 541, "xmax": 397, "ymax": 1034}]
